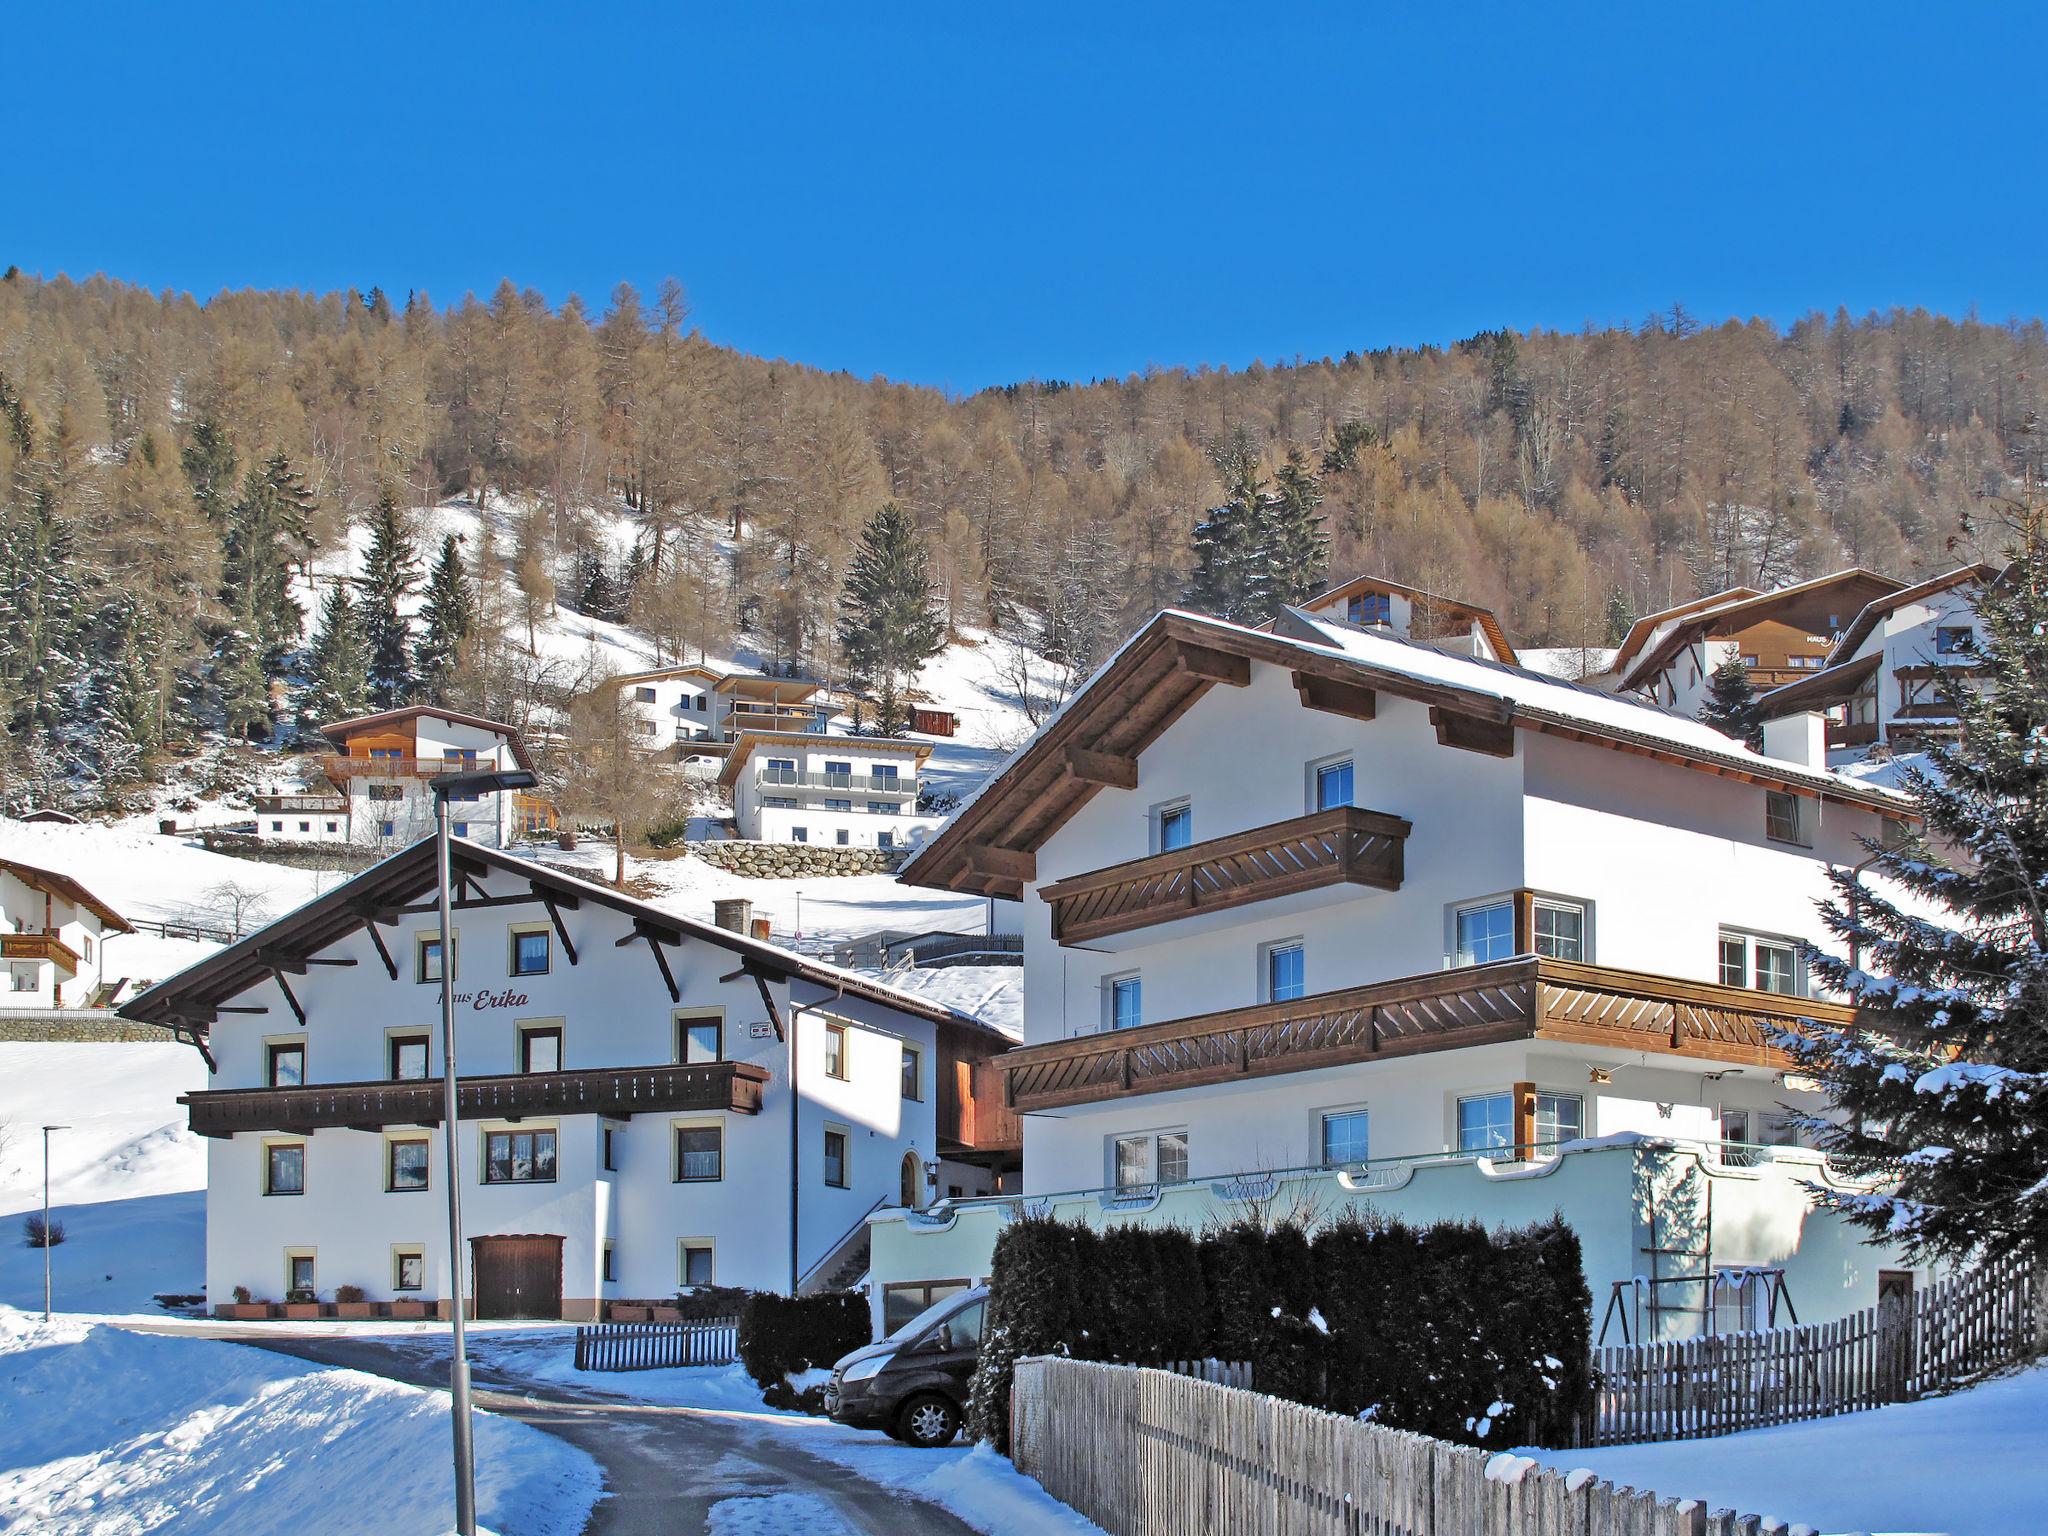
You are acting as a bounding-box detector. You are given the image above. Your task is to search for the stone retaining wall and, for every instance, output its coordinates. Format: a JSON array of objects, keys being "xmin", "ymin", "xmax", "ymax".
[
  {"xmin": 0, "ymin": 1016, "xmax": 166, "ymax": 1043},
  {"xmin": 689, "ymin": 840, "xmax": 906, "ymax": 879}
]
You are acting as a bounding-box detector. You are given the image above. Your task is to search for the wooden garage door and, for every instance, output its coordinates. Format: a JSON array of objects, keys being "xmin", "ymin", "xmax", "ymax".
[{"xmin": 472, "ymin": 1235, "xmax": 564, "ymax": 1320}]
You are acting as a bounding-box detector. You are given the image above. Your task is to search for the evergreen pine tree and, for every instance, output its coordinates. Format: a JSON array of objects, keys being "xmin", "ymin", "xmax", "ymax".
[
  {"xmin": 209, "ymin": 622, "xmax": 272, "ymax": 742},
  {"xmin": 220, "ymin": 451, "xmax": 312, "ymax": 672},
  {"xmin": 86, "ymin": 595, "xmax": 164, "ymax": 783},
  {"xmin": 413, "ymin": 535, "xmax": 477, "ymax": 703},
  {"xmin": 1265, "ymin": 448, "xmax": 1330, "ymax": 614},
  {"xmin": 180, "ymin": 418, "xmax": 237, "ymax": 525},
  {"xmin": 1787, "ymin": 506, "xmax": 2048, "ymax": 1263},
  {"xmin": 359, "ymin": 492, "xmax": 419, "ymax": 707},
  {"xmin": 0, "ymin": 482, "xmax": 85, "ymax": 737},
  {"xmin": 1698, "ymin": 654, "xmax": 1761, "ymax": 743},
  {"xmin": 1603, "ymin": 585, "xmax": 1637, "ymax": 647},
  {"xmin": 1184, "ymin": 449, "xmax": 1269, "ymax": 624},
  {"xmin": 301, "ymin": 582, "xmax": 371, "ymax": 726},
  {"xmin": 839, "ymin": 503, "xmax": 947, "ymax": 735}
]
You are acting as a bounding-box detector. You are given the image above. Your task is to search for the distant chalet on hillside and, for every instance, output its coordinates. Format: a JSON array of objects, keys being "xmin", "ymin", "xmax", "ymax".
[
  {"xmin": 0, "ymin": 857, "xmax": 132, "ymax": 1009},
  {"xmin": 608, "ymin": 665, "xmax": 833, "ymax": 760},
  {"xmin": 253, "ymin": 706, "xmax": 556, "ymax": 850},
  {"xmin": 1295, "ymin": 575, "xmax": 1517, "ymax": 666}
]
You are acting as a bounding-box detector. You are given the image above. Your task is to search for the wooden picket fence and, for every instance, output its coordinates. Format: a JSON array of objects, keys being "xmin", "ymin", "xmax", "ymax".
[
  {"xmin": 1585, "ymin": 1248, "xmax": 2038, "ymax": 1445},
  {"xmin": 573, "ymin": 1316, "xmax": 739, "ymax": 1372},
  {"xmin": 1012, "ymin": 1357, "xmax": 1804, "ymax": 1536}
]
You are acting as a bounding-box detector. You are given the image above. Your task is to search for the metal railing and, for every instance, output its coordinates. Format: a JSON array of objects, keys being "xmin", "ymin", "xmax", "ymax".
[{"xmin": 758, "ymin": 768, "xmax": 917, "ymax": 793}]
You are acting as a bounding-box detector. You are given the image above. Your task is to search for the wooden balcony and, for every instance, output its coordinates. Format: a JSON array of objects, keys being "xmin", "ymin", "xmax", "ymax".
[
  {"xmin": 1825, "ymin": 719, "xmax": 1879, "ymax": 748},
  {"xmin": 997, "ymin": 957, "xmax": 1852, "ymax": 1113},
  {"xmin": 253, "ymin": 793, "xmax": 348, "ymax": 814},
  {"xmin": 1040, "ymin": 805, "xmax": 1410, "ymax": 947},
  {"xmin": 181, "ymin": 1060, "xmax": 771, "ymax": 1138},
  {"xmin": 1, "ymin": 931, "xmax": 80, "ymax": 975}
]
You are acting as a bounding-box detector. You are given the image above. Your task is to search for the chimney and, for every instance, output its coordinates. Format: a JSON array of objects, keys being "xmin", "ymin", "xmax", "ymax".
[
  {"xmin": 713, "ymin": 898, "xmax": 754, "ymax": 934},
  {"xmin": 1760, "ymin": 711, "xmax": 1828, "ymax": 769}
]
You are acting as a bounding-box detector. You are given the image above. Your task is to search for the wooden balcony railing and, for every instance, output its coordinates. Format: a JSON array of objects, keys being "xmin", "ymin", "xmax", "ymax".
[
  {"xmin": 997, "ymin": 957, "xmax": 1853, "ymax": 1113},
  {"xmin": 1, "ymin": 931, "xmax": 80, "ymax": 975},
  {"xmin": 1040, "ymin": 805, "xmax": 1410, "ymax": 946},
  {"xmin": 181, "ymin": 1060, "xmax": 771, "ymax": 1138},
  {"xmin": 322, "ymin": 756, "xmax": 486, "ymax": 781}
]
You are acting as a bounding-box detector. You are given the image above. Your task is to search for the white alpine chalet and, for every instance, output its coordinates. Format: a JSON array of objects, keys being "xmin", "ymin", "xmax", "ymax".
[
  {"xmin": 120, "ymin": 843, "xmax": 1017, "ymax": 1319},
  {"xmin": 868, "ymin": 599, "xmax": 1929, "ymax": 1341}
]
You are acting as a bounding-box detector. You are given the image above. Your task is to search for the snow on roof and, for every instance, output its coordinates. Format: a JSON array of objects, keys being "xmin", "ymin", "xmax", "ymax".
[{"xmin": 1281, "ymin": 608, "xmax": 1909, "ymax": 803}]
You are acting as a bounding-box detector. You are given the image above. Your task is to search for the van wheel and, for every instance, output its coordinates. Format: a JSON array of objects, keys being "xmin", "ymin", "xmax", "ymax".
[{"xmin": 895, "ymin": 1392, "xmax": 960, "ymax": 1447}]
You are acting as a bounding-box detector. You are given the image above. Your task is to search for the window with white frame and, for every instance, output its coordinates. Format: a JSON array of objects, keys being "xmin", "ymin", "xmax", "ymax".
[
  {"xmin": 1321, "ymin": 1108, "xmax": 1370, "ymax": 1166},
  {"xmin": 680, "ymin": 1239, "xmax": 715, "ymax": 1288},
  {"xmin": 265, "ymin": 1141, "xmax": 306, "ymax": 1196},
  {"xmin": 1157, "ymin": 801, "xmax": 1192, "ymax": 853},
  {"xmin": 1106, "ymin": 974, "xmax": 1142, "ymax": 1032},
  {"xmin": 1112, "ymin": 1129, "xmax": 1189, "ymax": 1190},
  {"xmin": 675, "ymin": 1123, "xmax": 723, "ymax": 1182},
  {"xmin": 1532, "ymin": 900, "xmax": 1585, "ymax": 961},
  {"xmin": 1533, "ymin": 1091, "xmax": 1584, "ymax": 1151},
  {"xmin": 1454, "ymin": 901, "xmax": 1514, "ymax": 966},
  {"xmin": 1718, "ymin": 930, "xmax": 1800, "ymax": 996},
  {"xmin": 1764, "ymin": 791, "xmax": 1807, "ymax": 847},
  {"xmin": 1264, "ymin": 940, "xmax": 1306, "ymax": 1003},
  {"xmin": 1712, "ymin": 1267, "xmax": 1760, "ymax": 1332},
  {"xmin": 1313, "ymin": 758, "xmax": 1354, "ymax": 811},
  {"xmin": 1455, "ymin": 1093, "xmax": 1513, "ymax": 1153}
]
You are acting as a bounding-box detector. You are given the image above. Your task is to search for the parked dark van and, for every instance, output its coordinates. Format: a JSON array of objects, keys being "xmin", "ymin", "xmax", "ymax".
[{"xmin": 824, "ymin": 1284, "xmax": 987, "ymax": 1446}]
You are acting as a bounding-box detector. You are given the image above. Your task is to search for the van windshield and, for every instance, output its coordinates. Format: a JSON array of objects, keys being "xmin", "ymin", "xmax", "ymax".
[{"xmin": 887, "ymin": 1288, "xmax": 985, "ymax": 1345}]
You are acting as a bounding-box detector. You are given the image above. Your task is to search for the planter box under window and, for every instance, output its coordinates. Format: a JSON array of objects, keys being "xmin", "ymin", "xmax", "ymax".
[
  {"xmin": 610, "ymin": 1305, "xmax": 652, "ymax": 1322},
  {"xmin": 280, "ymin": 1303, "xmax": 321, "ymax": 1321},
  {"xmin": 220, "ymin": 1303, "xmax": 272, "ymax": 1321},
  {"xmin": 388, "ymin": 1300, "xmax": 430, "ymax": 1320},
  {"xmin": 334, "ymin": 1302, "xmax": 374, "ymax": 1320}
]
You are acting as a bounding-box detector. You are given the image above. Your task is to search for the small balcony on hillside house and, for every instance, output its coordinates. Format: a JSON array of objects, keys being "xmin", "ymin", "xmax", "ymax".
[
  {"xmin": 1039, "ymin": 805, "xmax": 1411, "ymax": 951},
  {"xmin": 322, "ymin": 753, "xmax": 500, "ymax": 782},
  {"xmin": 724, "ymin": 703, "xmax": 833, "ymax": 741},
  {"xmin": 995, "ymin": 956, "xmax": 1846, "ymax": 1115},
  {"xmin": 1, "ymin": 929, "xmax": 81, "ymax": 976},
  {"xmin": 253, "ymin": 793, "xmax": 349, "ymax": 816},
  {"xmin": 180, "ymin": 1061, "xmax": 771, "ymax": 1138},
  {"xmin": 757, "ymin": 766, "xmax": 919, "ymax": 796}
]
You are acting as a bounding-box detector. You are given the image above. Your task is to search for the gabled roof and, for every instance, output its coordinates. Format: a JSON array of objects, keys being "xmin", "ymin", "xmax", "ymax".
[
  {"xmin": 1296, "ymin": 574, "xmax": 1518, "ymax": 665},
  {"xmin": 0, "ymin": 858, "xmax": 133, "ymax": 932},
  {"xmin": 319, "ymin": 705, "xmax": 537, "ymax": 772},
  {"xmin": 715, "ymin": 674, "xmax": 823, "ymax": 700},
  {"xmin": 608, "ymin": 663, "xmax": 729, "ymax": 689},
  {"xmin": 1616, "ymin": 569, "xmax": 1904, "ymax": 692},
  {"xmin": 1607, "ymin": 585, "xmax": 1759, "ymax": 675},
  {"xmin": 117, "ymin": 840, "xmax": 1002, "ymax": 1049},
  {"xmin": 899, "ymin": 606, "xmax": 1914, "ymax": 899},
  {"xmin": 1829, "ymin": 563, "xmax": 2002, "ymax": 663},
  {"xmin": 718, "ymin": 731, "xmax": 933, "ymax": 789}
]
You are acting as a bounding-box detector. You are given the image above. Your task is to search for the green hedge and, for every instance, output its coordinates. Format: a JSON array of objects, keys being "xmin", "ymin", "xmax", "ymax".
[
  {"xmin": 737, "ymin": 1292, "xmax": 871, "ymax": 1410},
  {"xmin": 970, "ymin": 1210, "xmax": 1591, "ymax": 1452}
]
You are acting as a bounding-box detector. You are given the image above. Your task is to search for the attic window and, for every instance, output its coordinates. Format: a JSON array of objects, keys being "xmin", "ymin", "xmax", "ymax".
[
  {"xmin": 1345, "ymin": 592, "xmax": 1392, "ymax": 626},
  {"xmin": 1764, "ymin": 791, "xmax": 1807, "ymax": 847}
]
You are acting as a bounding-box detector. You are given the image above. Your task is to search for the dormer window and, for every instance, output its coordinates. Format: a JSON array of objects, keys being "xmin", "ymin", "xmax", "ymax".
[{"xmin": 1346, "ymin": 591, "xmax": 1392, "ymax": 626}]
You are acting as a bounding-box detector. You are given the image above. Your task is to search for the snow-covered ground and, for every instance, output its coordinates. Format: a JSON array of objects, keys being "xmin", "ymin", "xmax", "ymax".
[
  {"xmin": 0, "ymin": 1042, "xmax": 208, "ymax": 1315},
  {"xmin": 0, "ymin": 1309, "xmax": 600, "ymax": 1535},
  {"xmin": 1526, "ymin": 1365, "xmax": 2048, "ymax": 1535},
  {"xmin": 1517, "ymin": 645, "xmax": 1617, "ymax": 681}
]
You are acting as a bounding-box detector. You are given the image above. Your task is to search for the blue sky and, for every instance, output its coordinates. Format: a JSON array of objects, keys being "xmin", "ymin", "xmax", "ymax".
[{"xmin": 8, "ymin": 3, "xmax": 2042, "ymax": 390}]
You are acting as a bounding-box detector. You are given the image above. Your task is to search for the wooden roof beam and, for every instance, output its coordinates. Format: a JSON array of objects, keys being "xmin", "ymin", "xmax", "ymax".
[
  {"xmin": 1065, "ymin": 746, "xmax": 1138, "ymax": 790},
  {"xmin": 1293, "ymin": 670, "xmax": 1377, "ymax": 722},
  {"xmin": 964, "ymin": 844, "xmax": 1036, "ymax": 884},
  {"xmin": 1172, "ymin": 641, "xmax": 1251, "ymax": 687},
  {"xmin": 1430, "ymin": 705, "xmax": 1517, "ymax": 759}
]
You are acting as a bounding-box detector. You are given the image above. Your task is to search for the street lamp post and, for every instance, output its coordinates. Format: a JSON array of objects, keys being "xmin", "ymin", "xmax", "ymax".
[
  {"xmin": 41, "ymin": 1124, "xmax": 67, "ymax": 1322},
  {"xmin": 428, "ymin": 767, "xmax": 537, "ymax": 1536}
]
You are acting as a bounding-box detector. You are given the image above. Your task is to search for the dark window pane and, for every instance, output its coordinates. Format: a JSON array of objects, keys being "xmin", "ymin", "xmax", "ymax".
[
  {"xmin": 388, "ymin": 1141, "xmax": 430, "ymax": 1191},
  {"xmin": 513, "ymin": 931, "xmax": 550, "ymax": 975}
]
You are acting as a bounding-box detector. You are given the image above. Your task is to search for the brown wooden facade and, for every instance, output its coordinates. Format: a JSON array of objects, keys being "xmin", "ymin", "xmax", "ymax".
[
  {"xmin": 1040, "ymin": 805, "xmax": 1410, "ymax": 946},
  {"xmin": 994, "ymin": 956, "xmax": 1849, "ymax": 1115},
  {"xmin": 180, "ymin": 1060, "xmax": 771, "ymax": 1139}
]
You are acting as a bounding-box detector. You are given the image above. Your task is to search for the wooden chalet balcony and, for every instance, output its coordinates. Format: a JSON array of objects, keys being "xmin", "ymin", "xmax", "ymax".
[
  {"xmin": 1040, "ymin": 805, "xmax": 1410, "ymax": 947},
  {"xmin": 322, "ymin": 756, "xmax": 481, "ymax": 781},
  {"xmin": 997, "ymin": 957, "xmax": 1851, "ymax": 1113},
  {"xmin": 1, "ymin": 931, "xmax": 80, "ymax": 975},
  {"xmin": 1826, "ymin": 719, "xmax": 1880, "ymax": 748},
  {"xmin": 253, "ymin": 793, "xmax": 348, "ymax": 814},
  {"xmin": 181, "ymin": 1061, "xmax": 771, "ymax": 1139}
]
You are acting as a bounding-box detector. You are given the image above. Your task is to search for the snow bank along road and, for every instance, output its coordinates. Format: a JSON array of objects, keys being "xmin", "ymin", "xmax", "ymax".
[{"xmin": 192, "ymin": 1328, "xmax": 984, "ymax": 1536}]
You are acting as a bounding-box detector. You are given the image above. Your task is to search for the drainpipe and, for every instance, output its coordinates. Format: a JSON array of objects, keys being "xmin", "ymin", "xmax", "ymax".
[{"xmin": 789, "ymin": 990, "xmax": 801, "ymax": 1294}]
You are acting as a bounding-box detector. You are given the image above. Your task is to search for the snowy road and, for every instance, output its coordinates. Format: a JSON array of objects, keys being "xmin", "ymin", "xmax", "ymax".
[{"xmin": 170, "ymin": 1328, "xmax": 981, "ymax": 1536}]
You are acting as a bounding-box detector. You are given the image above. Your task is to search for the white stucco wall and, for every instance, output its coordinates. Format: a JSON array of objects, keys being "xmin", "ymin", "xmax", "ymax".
[
  {"xmin": 0, "ymin": 868, "xmax": 113, "ymax": 1006},
  {"xmin": 195, "ymin": 872, "xmax": 959, "ymax": 1311}
]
